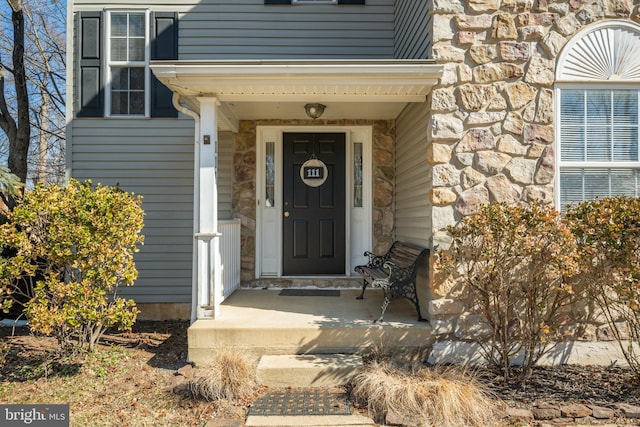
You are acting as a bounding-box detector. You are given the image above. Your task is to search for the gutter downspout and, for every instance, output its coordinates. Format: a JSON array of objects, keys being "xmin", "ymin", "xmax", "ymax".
[{"xmin": 172, "ymin": 93, "xmax": 200, "ymax": 324}]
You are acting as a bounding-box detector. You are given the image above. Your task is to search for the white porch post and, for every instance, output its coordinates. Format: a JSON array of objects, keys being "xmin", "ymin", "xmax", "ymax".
[{"xmin": 195, "ymin": 97, "xmax": 221, "ymax": 319}]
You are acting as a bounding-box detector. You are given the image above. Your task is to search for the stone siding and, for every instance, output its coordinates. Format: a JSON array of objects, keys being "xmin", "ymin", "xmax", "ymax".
[
  {"xmin": 234, "ymin": 120, "xmax": 396, "ymax": 284},
  {"xmin": 428, "ymin": 0, "xmax": 640, "ymax": 336}
]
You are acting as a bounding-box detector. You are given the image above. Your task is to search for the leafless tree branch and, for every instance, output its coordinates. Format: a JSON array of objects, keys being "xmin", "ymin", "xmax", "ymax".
[{"xmin": 0, "ymin": 0, "xmax": 66, "ymax": 187}]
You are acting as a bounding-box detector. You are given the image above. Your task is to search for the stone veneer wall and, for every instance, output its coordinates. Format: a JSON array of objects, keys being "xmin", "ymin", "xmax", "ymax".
[
  {"xmin": 233, "ymin": 119, "xmax": 396, "ymax": 285},
  {"xmin": 427, "ymin": 0, "xmax": 640, "ymax": 339}
]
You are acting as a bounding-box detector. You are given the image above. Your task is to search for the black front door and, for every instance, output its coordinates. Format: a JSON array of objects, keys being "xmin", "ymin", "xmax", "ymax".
[{"xmin": 282, "ymin": 133, "xmax": 346, "ymax": 275}]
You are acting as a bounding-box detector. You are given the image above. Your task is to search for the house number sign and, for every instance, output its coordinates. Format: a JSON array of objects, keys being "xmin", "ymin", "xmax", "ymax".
[{"xmin": 300, "ymin": 155, "xmax": 328, "ymax": 187}]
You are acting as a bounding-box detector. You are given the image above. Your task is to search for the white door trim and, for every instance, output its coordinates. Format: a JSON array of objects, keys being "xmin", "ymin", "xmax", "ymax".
[{"xmin": 255, "ymin": 125, "xmax": 372, "ymax": 278}]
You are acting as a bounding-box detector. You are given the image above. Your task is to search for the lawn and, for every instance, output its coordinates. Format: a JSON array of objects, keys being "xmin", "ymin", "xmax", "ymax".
[{"xmin": 0, "ymin": 321, "xmax": 247, "ymax": 427}]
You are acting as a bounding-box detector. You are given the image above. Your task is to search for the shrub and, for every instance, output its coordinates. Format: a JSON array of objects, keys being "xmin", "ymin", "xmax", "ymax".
[
  {"xmin": 188, "ymin": 349, "xmax": 256, "ymax": 401},
  {"xmin": 440, "ymin": 202, "xmax": 581, "ymax": 380},
  {"xmin": 0, "ymin": 166, "xmax": 23, "ymax": 212},
  {"xmin": 350, "ymin": 361, "xmax": 498, "ymax": 426},
  {"xmin": 0, "ymin": 179, "xmax": 144, "ymax": 352},
  {"xmin": 566, "ymin": 196, "xmax": 640, "ymax": 376}
]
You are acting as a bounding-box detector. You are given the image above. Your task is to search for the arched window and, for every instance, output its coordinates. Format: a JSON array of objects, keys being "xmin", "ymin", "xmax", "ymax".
[{"xmin": 556, "ymin": 21, "xmax": 640, "ymax": 208}]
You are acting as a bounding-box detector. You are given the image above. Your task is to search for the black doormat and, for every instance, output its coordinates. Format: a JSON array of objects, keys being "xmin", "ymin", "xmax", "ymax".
[
  {"xmin": 248, "ymin": 389, "xmax": 352, "ymax": 416},
  {"xmin": 279, "ymin": 289, "xmax": 341, "ymax": 297}
]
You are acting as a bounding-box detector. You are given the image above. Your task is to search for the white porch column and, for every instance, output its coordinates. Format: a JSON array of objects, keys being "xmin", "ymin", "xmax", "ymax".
[{"xmin": 195, "ymin": 97, "xmax": 221, "ymax": 319}]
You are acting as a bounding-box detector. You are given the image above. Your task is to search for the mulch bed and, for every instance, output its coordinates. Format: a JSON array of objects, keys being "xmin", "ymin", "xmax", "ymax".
[{"xmin": 476, "ymin": 365, "xmax": 640, "ymax": 408}]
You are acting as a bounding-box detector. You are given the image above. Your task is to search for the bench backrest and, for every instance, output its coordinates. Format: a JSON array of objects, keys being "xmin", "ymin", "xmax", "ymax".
[{"xmin": 387, "ymin": 241, "xmax": 429, "ymax": 269}]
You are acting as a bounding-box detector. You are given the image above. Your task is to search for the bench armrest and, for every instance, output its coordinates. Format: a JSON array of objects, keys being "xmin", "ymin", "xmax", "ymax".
[
  {"xmin": 363, "ymin": 251, "xmax": 389, "ymax": 268},
  {"xmin": 382, "ymin": 260, "xmax": 412, "ymax": 282}
]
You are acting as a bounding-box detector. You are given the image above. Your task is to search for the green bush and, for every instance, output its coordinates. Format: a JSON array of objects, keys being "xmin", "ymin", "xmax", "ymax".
[
  {"xmin": 0, "ymin": 166, "xmax": 23, "ymax": 222},
  {"xmin": 566, "ymin": 196, "xmax": 640, "ymax": 376},
  {"xmin": 440, "ymin": 202, "xmax": 581, "ymax": 380},
  {"xmin": 0, "ymin": 179, "xmax": 144, "ymax": 352}
]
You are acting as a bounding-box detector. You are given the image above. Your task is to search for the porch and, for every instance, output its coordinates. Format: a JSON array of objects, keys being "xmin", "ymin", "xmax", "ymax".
[
  {"xmin": 188, "ymin": 288, "xmax": 433, "ymax": 365},
  {"xmin": 148, "ymin": 60, "xmax": 443, "ymax": 322}
]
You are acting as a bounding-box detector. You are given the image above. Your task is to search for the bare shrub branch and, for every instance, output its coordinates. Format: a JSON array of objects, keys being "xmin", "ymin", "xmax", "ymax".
[
  {"xmin": 567, "ymin": 196, "xmax": 640, "ymax": 377},
  {"xmin": 440, "ymin": 202, "xmax": 582, "ymax": 381}
]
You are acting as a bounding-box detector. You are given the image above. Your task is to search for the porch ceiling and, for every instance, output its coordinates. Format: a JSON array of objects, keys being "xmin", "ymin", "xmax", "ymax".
[{"xmin": 150, "ymin": 59, "xmax": 444, "ymax": 130}]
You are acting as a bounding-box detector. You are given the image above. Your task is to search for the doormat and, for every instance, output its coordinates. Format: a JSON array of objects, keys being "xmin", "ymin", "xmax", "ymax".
[
  {"xmin": 279, "ymin": 289, "xmax": 341, "ymax": 297},
  {"xmin": 248, "ymin": 389, "xmax": 352, "ymax": 416}
]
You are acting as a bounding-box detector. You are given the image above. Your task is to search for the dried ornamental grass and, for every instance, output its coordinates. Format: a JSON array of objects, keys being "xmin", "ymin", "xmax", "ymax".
[
  {"xmin": 188, "ymin": 349, "xmax": 256, "ymax": 401},
  {"xmin": 350, "ymin": 361, "xmax": 500, "ymax": 427}
]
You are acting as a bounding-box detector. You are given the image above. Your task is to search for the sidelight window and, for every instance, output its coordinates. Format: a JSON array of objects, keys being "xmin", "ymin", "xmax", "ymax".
[
  {"xmin": 353, "ymin": 142, "xmax": 363, "ymax": 207},
  {"xmin": 265, "ymin": 142, "xmax": 275, "ymax": 207}
]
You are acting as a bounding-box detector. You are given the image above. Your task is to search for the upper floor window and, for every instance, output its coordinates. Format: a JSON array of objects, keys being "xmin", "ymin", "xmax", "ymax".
[
  {"xmin": 77, "ymin": 10, "xmax": 178, "ymax": 118},
  {"xmin": 107, "ymin": 11, "xmax": 148, "ymax": 116},
  {"xmin": 555, "ymin": 21, "xmax": 640, "ymax": 208}
]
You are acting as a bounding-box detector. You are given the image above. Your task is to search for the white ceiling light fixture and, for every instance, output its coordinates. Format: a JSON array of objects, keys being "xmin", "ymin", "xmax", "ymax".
[{"xmin": 304, "ymin": 103, "xmax": 326, "ymax": 119}]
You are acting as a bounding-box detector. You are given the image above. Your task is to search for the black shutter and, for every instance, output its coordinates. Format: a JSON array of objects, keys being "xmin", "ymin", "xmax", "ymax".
[
  {"xmin": 338, "ymin": 0, "xmax": 365, "ymax": 4},
  {"xmin": 77, "ymin": 12, "xmax": 103, "ymax": 117},
  {"xmin": 150, "ymin": 12, "xmax": 179, "ymax": 118}
]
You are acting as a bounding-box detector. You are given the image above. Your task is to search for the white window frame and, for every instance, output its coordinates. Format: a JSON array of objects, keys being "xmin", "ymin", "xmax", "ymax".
[
  {"xmin": 554, "ymin": 20, "xmax": 640, "ymax": 208},
  {"xmin": 105, "ymin": 9, "xmax": 151, "ymax": 118},
  {"xmin": 555, "ymin": 83, "xmax": 640, "ymax": 208}
]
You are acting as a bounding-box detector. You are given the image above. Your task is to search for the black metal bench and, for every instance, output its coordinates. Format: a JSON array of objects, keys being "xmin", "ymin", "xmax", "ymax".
[{"xmin": 355, "ymin": 241, "xmax": 429, "ymax": 322}]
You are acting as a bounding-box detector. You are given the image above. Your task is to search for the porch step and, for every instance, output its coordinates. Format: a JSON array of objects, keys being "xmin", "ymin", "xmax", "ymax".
[
  {"xmin": 256, "ymin": 355, "xmax": 364, "ymax": 387},
  {"xmin": 245, "ymin": 414, "xmax": 377, "ymax": 427},
  {"xmin": 188, "ymin": 289, "xmax": 433, "ymax": 365}
]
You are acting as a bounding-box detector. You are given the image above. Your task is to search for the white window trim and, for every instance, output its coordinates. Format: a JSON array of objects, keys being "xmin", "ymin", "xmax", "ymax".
[
  {"xmin": 104, "ymin": 9, "xmax": 151, "ymax": 118},
  {"xmin": 555, "ymin": 83, "xmax": 640, "ymax": 207}
]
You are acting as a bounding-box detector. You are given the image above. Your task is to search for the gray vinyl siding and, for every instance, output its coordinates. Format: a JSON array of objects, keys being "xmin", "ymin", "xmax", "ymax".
[
  {"xmin": 394, "ymin": 103, "xmax": 431, "ymax": 248},
  {"xmin": 73, "ymin": 0, "xmax": 395, "ymax": 60},
  {"xmin": 71, "ymin": 118, "xmax": 194, "ymax": 303},
  {"xmin": 179, "ymin": 0, "xmax": 395, "ymax": 59},
  {"xmin": 69, "ymin": 0, "xmax": 237, "ymax": 304},
  {"xmin": 71, "ymin": 120, "xmax": 235, "ymax": 303},
  {"xmin": 394, "ymin": 0, "xmax": 432, "ymax": 59}
]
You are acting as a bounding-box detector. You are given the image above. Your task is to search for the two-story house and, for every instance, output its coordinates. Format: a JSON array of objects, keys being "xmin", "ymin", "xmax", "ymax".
[{"xmin": 67, "ymin": 0, "xmax": 640, "ymax": 363}]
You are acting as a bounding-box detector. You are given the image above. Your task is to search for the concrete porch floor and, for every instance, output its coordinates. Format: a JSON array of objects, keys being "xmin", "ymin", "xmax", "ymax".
[{"xmin": 188, "ymin": 288, "xmax": 433, "ymax": 365}]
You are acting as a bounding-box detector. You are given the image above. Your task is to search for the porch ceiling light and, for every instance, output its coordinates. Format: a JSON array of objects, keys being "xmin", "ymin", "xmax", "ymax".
[{"xmin": 304, "ymin": 103, "xmax": 326, "ymax": 120}]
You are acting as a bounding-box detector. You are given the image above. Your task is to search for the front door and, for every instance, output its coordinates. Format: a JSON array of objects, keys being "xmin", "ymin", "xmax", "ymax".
[{"xmin": 282, "ymin": 133, "xmax": 346, "ymax": 275}]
